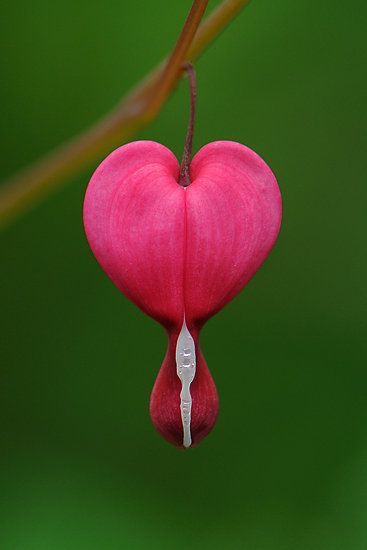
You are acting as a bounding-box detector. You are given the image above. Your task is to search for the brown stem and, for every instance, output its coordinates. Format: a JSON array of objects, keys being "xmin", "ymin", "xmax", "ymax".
[
  {"xmin": 0, "ymin": 0, "xmax": 252, "ymax": 228},
  {"xmin": 179, "ymin": 64, "xmax": 197, "ymax": 187}
]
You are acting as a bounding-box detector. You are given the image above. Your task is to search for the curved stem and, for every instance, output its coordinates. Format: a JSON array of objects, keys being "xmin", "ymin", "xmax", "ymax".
[
  {"xmin": 179, "ymin": 64, "xmax": 197, "ymax": 187},
  {"xmin": 0, "ymin": 0, "xmax": 252, "ymax": 228}
]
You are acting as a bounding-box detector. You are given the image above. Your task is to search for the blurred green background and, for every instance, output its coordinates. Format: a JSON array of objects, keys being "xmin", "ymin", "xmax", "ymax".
[{"xmin": 1, "ymin": 1, "xmax": 367, "ymax": 548}]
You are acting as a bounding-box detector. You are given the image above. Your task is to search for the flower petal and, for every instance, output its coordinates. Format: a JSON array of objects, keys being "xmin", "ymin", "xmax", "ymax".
[
  {"xmin": 84, "ymin": 141, "xmax": 184, "ymax": 329},
  {"xmin": 185, "ymin": 141, "xmax": 282, "ymax": 328}
]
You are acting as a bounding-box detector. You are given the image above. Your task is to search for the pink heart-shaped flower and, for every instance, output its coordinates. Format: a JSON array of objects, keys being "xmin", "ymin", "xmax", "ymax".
[{"xmin": 83, "ymin": 140, "xmax": 282, "ymax": 447}]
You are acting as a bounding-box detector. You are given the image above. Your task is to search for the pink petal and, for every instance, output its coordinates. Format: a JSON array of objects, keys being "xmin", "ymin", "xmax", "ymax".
[
  {"xmin": 84, "ymin": 141, "xmax": 184, "ymax": 329},
  {"xmin": 185, "ymin": 141, "xmax": 282, "ymax": 329}
]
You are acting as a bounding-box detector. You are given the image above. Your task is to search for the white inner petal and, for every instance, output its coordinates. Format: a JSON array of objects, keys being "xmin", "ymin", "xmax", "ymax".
[{"xmin": 175, "ymin": 318, "xmax": 196, "ymax": 448}]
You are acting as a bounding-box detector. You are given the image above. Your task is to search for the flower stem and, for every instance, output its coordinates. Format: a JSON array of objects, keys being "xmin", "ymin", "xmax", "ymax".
[
  {"xmin": 0, "ymin": 0, "xmax": 252, "ymax": 228},
  {"xmin": 179, "ymin": 63, "xmax": 197, "ymax": 187}
]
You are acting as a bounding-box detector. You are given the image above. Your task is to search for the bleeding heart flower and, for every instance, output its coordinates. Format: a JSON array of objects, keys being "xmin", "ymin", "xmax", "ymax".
[{"xmin": 83, "ymin": 66, "xmax": 282, "ymax": 448}]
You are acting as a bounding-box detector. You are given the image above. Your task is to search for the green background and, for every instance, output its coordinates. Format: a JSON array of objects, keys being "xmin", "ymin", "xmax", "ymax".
[{"xmin": 1, "ymin": 1, "xmax": 367, "ymax": 548}]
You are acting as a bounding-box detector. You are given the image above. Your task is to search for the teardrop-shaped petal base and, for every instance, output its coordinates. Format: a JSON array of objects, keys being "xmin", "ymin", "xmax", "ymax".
[{"xmin": 150, "ymin": 330, "xmax": 219, "ymax": 448}]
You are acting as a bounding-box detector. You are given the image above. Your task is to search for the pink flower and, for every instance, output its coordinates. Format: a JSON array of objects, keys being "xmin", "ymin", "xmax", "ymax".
[{"xmin": 83, "ymin": 139, "xmax": 282, "ymax": 448}]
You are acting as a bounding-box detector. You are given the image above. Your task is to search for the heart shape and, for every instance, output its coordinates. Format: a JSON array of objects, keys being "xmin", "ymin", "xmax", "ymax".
[{"xmin": 83, "ymin": 140, "xmax": 282, "ymax": 447}]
